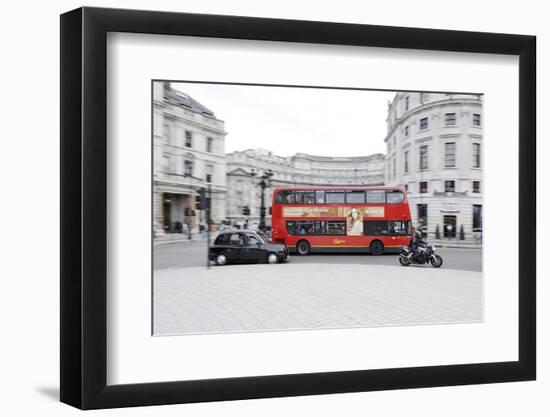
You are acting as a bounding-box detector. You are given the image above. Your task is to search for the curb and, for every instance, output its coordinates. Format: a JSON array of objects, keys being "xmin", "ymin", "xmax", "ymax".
[{"xmin": 154, "ymin": 237, "xmax": 208, "ymax": 246}]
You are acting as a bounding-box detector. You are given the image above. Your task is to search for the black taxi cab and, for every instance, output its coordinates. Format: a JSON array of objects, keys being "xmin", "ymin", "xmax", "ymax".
[{"xmin": 209, "ymin": 230, "xmax": 289, "ymax": 265}]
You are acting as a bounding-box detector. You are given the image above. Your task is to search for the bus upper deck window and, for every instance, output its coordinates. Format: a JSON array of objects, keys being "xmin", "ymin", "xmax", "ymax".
[
  {"xmin": 346, "ymin": 190, "xmax": 366, "ymax": 204},
  {"xmin": 326, "ymin": 191, "xmax": 345, "ymax": 204},
  {"xmin": 366, "ymin": 190, "xmax": 385, "ymax": 203},
  {"xmin": 386, "ymin": 190, "xmax": 404, "ymax": 204},
  {"xmin": 315, "ymin": 190, "xmax": 325, "ymax": 204}
]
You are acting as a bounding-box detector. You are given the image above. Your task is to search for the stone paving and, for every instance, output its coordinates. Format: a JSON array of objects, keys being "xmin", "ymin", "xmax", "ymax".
[{"xmin": 153, "ymin": 263, "xmax": 482, "ymax": 335}]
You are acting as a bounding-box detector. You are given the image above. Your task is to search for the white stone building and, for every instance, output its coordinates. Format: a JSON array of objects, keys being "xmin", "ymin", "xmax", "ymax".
[
  {"xmin": 226, "ymin": 148, "xmax": 385, "ymax": 228},
  {"xmin": 153, "ymin": 82, "xmax": 227, "ymax": 237},
  {"xmin": 384, "ymin": 92, "xmax": 483, "ymax": 244}
]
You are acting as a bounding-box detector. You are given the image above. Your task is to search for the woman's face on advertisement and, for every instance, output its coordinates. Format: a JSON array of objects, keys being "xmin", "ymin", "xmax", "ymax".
[{"xmin": 351, "ymin": 208, "xmax": 359, "ymax": 220}]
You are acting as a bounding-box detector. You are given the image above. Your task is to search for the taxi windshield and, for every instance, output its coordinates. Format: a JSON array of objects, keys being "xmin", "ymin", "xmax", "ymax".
[{"xmin": 256, "ymin": 231, "xmax": 271, "ymax": 243}]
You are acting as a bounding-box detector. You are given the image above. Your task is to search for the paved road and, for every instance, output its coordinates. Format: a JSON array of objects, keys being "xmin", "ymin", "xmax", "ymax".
[
  {"xmin": 154, "ymin": 263, "xmax": 482, "ymax": 336},
  {"xmin": 154, "ymin": 241, "xmax": 482, "ymax": 272}
]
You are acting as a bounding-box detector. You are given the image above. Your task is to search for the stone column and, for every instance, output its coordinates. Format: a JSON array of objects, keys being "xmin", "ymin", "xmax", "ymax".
[{"xmin": 153, "ymin": 191, "xmax": 165, "ymax": 238}]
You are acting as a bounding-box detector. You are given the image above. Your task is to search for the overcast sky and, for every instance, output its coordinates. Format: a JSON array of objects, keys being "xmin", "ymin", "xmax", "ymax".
[{"xmin": 169, "ymin": 82, "xmax": 396, "ymax": 157}]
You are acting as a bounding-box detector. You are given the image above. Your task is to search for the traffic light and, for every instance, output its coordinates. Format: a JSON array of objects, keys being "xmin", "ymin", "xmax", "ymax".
[
  {"xmin": 268, "ymin": 206, "xmax": 272, "ymax": 215},
  {"xmin": 242, "ymin": 206, "xmax": 250, "ymax": 216},
  {"xmin": 199, "ymin": 187, "xmax": 208, "ymax": 210}
]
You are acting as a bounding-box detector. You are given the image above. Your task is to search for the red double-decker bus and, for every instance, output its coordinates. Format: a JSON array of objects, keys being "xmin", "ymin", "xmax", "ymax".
[{"xmin": 271, "ymin": 186, "xmax": 412, "ymax": 255}]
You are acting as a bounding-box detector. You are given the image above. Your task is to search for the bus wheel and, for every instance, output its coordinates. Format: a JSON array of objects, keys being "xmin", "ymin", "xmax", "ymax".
[
  {"xmin": 296, "ymin": 240, "xmax": 311, "ymax": 256},
  {"xmin": 370, "ymin": 240, "xmax": 384, "ymax": 255}
]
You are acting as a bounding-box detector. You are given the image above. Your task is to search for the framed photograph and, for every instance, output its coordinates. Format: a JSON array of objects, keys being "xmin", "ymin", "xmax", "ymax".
[{"xmin": 60, "ymin": 7, "xmax": 536, "ymax": 409}]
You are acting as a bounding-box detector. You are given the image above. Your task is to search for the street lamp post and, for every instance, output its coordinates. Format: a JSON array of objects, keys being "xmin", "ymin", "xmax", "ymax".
[
  {"xmin": 183, "ymin": 172, "xmax": 193, "ymax": 240},
  {"xmin": 249, "ymin": 168, "xmax": 273, "ymax": 232},
  {"xmin": 199, "ymin": 184, "xmax": 211, "ymax": 269},
  {"xmin": 207, "ymin": 181, "xmax": 212, "ymax": 268}
]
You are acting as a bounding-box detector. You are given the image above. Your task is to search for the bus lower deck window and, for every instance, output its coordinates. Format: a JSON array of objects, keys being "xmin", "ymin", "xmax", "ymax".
[
  {"xmin": 327, "ymin": 221, "xmax": 346, "ymax": 235},
  {"xmin": 364, "ymin": 220, "xmax": 410, "ymax": 236}
]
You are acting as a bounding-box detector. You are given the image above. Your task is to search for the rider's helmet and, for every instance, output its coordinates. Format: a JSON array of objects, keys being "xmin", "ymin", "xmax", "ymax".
[{"xmin": 415, "ymin": 230, "xmax": 422, "ymax": 239}]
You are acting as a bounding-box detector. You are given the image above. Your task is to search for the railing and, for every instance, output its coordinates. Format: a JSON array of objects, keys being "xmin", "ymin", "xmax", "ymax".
[{"xmin": 433, "ymin": 191, "xmax": 468, "ymax": 196}]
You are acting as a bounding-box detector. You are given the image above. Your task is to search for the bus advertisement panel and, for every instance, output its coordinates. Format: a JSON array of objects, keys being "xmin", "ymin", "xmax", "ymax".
[{"xmin": 271, "ymin": 186, "xmax": 412, "ymax": 255}]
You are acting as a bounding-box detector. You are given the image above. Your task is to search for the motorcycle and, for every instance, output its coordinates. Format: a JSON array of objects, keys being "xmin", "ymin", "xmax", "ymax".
[{"xmin": 399, "ymin": 244, "xmax": 443, "ymax": 268}]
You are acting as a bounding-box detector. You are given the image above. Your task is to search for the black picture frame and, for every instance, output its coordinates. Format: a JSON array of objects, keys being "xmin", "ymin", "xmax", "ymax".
[{"xmin": 60, "ymin": 6, "xmax": 536, "ymax": 410}]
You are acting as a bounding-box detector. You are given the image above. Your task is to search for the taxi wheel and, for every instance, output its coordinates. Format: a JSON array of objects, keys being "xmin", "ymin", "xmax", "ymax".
[
  {"xmin": 215, "ymin": 254, "xmax": 227, "ymax": 265},
  {"xmin": 267, "ymin": 253, "xmax": 278, "ymax": 264}
]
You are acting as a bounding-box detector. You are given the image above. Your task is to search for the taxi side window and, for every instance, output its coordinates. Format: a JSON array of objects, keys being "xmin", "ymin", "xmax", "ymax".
[
  {"xmin": 214, "ymin": 233, "xmax": 229, "ymax": 245},
  {"xmin": 229, "ymin": 233, "xmax": 245, "ymax": 245},
  {"xmin": 247, "ymin": 235, "xmax": 259, "ymax": 245}
]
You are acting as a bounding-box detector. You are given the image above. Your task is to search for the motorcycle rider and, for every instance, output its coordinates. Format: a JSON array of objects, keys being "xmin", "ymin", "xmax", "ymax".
[{"xmin": 409, "ymin": 228, "xmax": 427, "ymax": 260}]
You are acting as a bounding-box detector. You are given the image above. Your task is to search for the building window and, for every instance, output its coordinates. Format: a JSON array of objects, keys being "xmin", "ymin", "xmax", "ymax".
[
  {"xmin": 473, "ymin": 143, "xmax": 481, "ymax": 168},
  {"xmin": 205, "ymin": 164, "xmax": 214, "ymax": 183},
  {"xmin": 419, "ymin": 144, "xmax": 428, "ymax": 170},
  {"xmin": 419, "ymin": 181, "xmax": 428, "ymax": 193},
  {"xmin": 420, "ymin": 117, "xmax": 429, "ymax": 130},
  {"xmin": 405, "ymin": 96, "xmax": 410, "ymax": 111},
  {"xmin": 444, "ymin": 142, "xmax": 456, "ymax": 167},
  {"xmin": 405, "ymin": 125, "xmax": 409, "ymax": 137},
  {"xmin": 184, "ymin": 160, "xmax": 193, "ymax": 176},
  {"xmin": 404, "ymin": 151, "xmax": 409, "ymax": 173},
  {"xmin": 417, "ymin": 204, "xmax": 428, "ymax": 238},
  {"xmin": 445, "ymin": 180, "xmax": 455, "ymax": 193},
  {"xmin": 445, "ymin": 112, "xmax": 456, "ymax": 126},
  {"xmin": 206, "ymin": 137, "xmax": 213, "ymax": 153},
  {"xmin": 473, "ymin": 180, "xmax": 480, "ymax": 193},
  {"xmin": 185, "ymin": 130, "xmax": 193, "ymax": 148},
  {"xmin": 163, "ymin": 124, "xmax": 171, "ymax": 144},
  {"xmin": 473, "ymin": 204, "xmax": 483, "ymax": 232},
  {"xmin": 473, "ymin": 113, "xmax": 481, "ymax": 126}
]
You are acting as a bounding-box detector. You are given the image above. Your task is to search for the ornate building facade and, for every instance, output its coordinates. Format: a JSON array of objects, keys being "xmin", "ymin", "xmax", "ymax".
[
  {"xmin": 153, "ymin": 82, "xmax": 227, "ymax": 237},
  {"xmin": 152, "ymin": 84, "xmax": 482, "ymax": 243},
  {"xmin": 226, "ymin": 148, "xmax": 385, "ymax": 228},
  {"xmin": 384, "ymin": 92, "xmax": 483, "ymax": 243}
]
